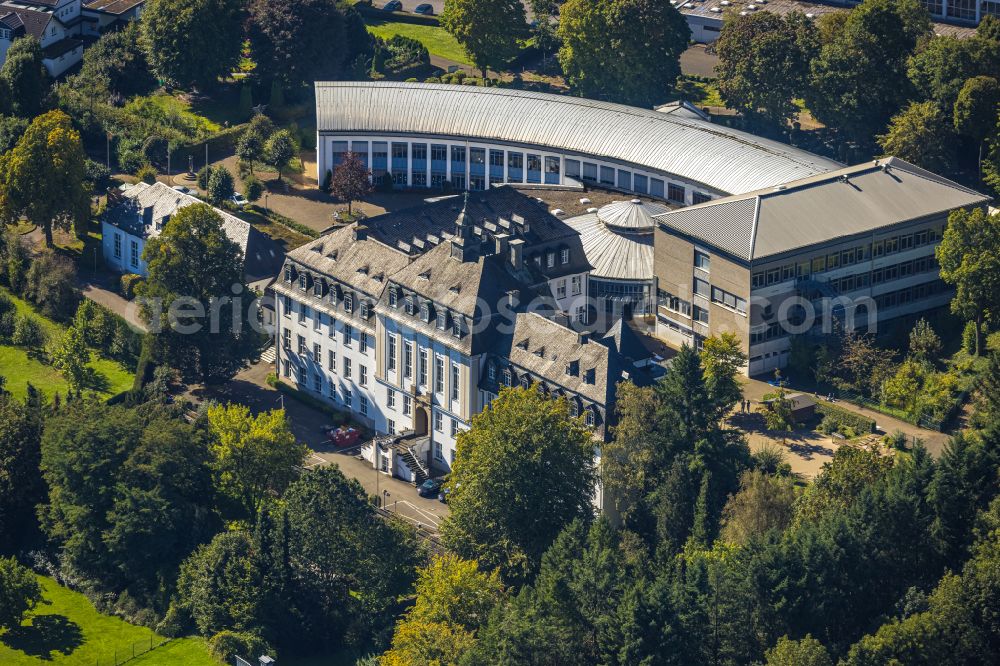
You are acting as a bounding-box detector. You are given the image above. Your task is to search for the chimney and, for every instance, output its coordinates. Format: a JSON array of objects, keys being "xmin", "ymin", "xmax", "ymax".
[
  {"xmin": 494, "ymin": 232, "xmax": 510, "ymax": 257},
  {"xmin": 577, "ymin": 331, "xmax": 589, "ymax": 345},
  {"xmin": 509, "ymin": 238, "xmax": 525, "ymax": 270},
  {"xmin": 353, "ymin": 224, "xmax": 368, "ymax": 241},
  {"xmin": 506, "ymin": 289, "xmax": 520, "ymax": 309}
]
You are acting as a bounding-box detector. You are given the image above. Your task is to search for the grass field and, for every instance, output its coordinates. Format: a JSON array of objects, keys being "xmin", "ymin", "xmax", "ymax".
[
  {"xmin": 0, "ymin": 290, "xmax": 134, "ymax": 400},
  {"xmin": 0, "ymin": 576, "xmax": 217, "ymax": 666},
  {"xmin": 366, "ymin": 20, "xmax": 472, "ymax": 65}
]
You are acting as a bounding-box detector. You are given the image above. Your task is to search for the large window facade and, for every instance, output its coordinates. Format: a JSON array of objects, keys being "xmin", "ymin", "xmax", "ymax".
[{"xmin": 319, "ymin": 135, "xmax": 710, "ymax": 204}]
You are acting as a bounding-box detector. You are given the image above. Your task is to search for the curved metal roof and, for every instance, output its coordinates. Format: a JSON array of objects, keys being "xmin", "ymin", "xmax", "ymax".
[
  {"xmin": 565, "ymin": 213, "xmax": 653, "ymax": 282},
  {"xmin": 315, "ymin": 82, "xmax": 841, "ymax": 195},
  {"xmin": 596, "ymin": 199, "xmax": 667, "ymax": 233}
]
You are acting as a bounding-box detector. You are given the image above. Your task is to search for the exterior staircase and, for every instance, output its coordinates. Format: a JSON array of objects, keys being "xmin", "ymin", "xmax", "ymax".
[
  {"xmin": 396, "ymin": 445, "xmax": 429, "ymax": 485},
  {"xmin": 259, "ymin": 346, "xmax": 276, "ymax": 364}
]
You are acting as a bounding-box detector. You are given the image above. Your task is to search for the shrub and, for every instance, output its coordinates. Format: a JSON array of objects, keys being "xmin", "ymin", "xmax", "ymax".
[
  {"xmin": 207, "ymin": 165, "xmax": 235, "ymax": 203},
  {"xmin": 136, "ymin": 163, "xmax": 157, "ymax": 184},
  {"xmin": 196, "ymin": 165, "xmax": 212, "ymax": 190},
  {"xmin": 816, "ymin": 402, "xmax": 876, "ymax": 437},
  {"xmin": 0, "ymin": 311, "xmax": 15, "ymax": 341},
  {"xmin": 963, "ymin": 320, "xmax": 978, "ymax": 354},
  {"xmin": 244, "ymin": 175, "xmax": 264, "ymax": 203},
  {"xmin": 12, "ymin": 315, "xmax": 45, "ymax": 348},
  {"xmin": 209, "ymin": 630, "xmax": 272, "ymax": 663},
  {"xmin": 120, "ymin": 273, "xmax": 144, "ymax": 299},
  {"xmin": 85, "ymin": 159, "xmax": 113, "ymax": 190},
  {"xmin": 24, "ymin": 252, "xmax": 79, "ymax": 320}
]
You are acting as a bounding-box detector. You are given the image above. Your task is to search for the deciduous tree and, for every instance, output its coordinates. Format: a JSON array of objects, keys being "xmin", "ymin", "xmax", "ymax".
[
  {"xmin": 806, "ymin": 0, "xmax": 930, "ymax": 146},
  {"xmin": 937, "ymin": 207, "xmax": 1000, "ymax": 355},
  {"xmin": 878, "ymin": 101, "xmax": 955, "ymax": 173},
  {"xmin": 137, "ymin": 203, "xmax": 260, "ymax": 383},
  {"xmin": 50, "ymin": 324, "xmax": 90, "ymax": 392},
  {"xmin": 248, "ymin": 0, "xmax": 350, "ymax": 91},
  {"xmin": 558, "ymin": 0, "xmax": 689, "ymax": 108},
  {"xmin": 441, "ymin": 0, "xmax": 527, "ymax": 79},
  {"xmin": 264, "ymin": 130, "xmax": 294, "ymax": 181},
  {"xmin": 330, "ymin": 152, "xmax": 371, "ymax": 216},
  {"xmin": 0, "ymin": 111, "xmax": 90, "ymax": 246},
  {"xmin": 442, "ymin": 385, "xmax": 596, "ymax": 584},
  {"xmin": 715, "ymin": 11, "xmax": 818, "ymax": 128},
  {"xmin": 720, "ymin": 469, "xmax": 797, "ymax": 545},
  {"xmin": 140, "ymin": 0, "xmax": 243, "ymax": 89},
  {"xmin": 0, "ymin": 37, "xmax": 49, "ymax": 119},
  {"xmin": 77, "ymin": 22, "xmax": 156, "ymax": 98},
  {"xmin": 0, "ymin": 557, "xmax": 42, "ymax": 631},
  {"xmin": 206, "ymin": 404, "xmax": 306, "ymax": 518}
]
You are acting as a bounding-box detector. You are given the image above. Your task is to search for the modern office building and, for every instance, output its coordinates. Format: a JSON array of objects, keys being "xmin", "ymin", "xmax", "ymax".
[
  {"xmin": 314, "ymin": 82, "xmax": 841, "ymax": 205},
  {"xmin": 653, "ymin": 158, "xmax": 990, "ymax": 375}
]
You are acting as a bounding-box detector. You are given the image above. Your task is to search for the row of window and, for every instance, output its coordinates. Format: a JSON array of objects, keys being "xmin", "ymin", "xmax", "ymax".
[
  {"xmin": 749, "ymin": 279, "xmax": 950, "ymax": 345},
  {"xmin": 284, "ymin": 265, "xmax": 377, "ymax": 320},
  {"xmin": 824, "ymin": 254, "xmax": 940, "ymax": 294},
  {"xmin": 386, "ymin": 334, "xmax": 463, "ymax": 401},
  {"xmin": 751, "ymin": 226, "xmax": 944, "ymax": 288},
  {"xmin": 283, "ymin": 299, "xmax": 373, "ymax": 353},
  {"xmin": 553, "ymin": 275, "xmax": 584, "ymax": 299},
  {"xmin": 283, "ymin": 331, "xmax": 370, "ymax": 385},
  {"xmin": 331, "ymin": 139, "xmax": 713, "ymax": 203},
  {"xmin": 282, "ymin": 359, "xmax": 371, "ymax": 416}
]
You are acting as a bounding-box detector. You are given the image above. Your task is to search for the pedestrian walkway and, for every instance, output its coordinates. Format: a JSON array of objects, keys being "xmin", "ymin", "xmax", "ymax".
[{"xmin": 741, "ymin": 378, "xmax": 951, "ymax": 455}]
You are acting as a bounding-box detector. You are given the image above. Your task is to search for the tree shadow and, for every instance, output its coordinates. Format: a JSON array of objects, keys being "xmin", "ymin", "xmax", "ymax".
[
  {"xmin": 79, "ymin": 366, "xmax": 111, "ymax": 393},
  {"xmin": 1, "ymin": 614, "xmax": 84, "ymax": 660}
]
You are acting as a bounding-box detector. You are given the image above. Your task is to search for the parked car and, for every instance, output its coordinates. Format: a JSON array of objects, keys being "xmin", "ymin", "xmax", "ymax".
[
  {"xmin": 231, "ymin": 192, "xmax": 249, "ymax": 206},
  {"xmin": 172, "ymin": 185, "xmax": 192, "ymax": 195},
  {"xmin": 382, "ymin": 0, "xmax": 402, "ymax": 11},
  {"xmin": 418, "ymin": 478, "xmax": 443, "ymax": 498},
  {"xmin": 414, "ymin": 3, "xmax": 434, "ymax": 14}
]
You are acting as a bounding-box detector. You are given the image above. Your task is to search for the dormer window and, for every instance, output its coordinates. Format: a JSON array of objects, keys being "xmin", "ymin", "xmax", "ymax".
[
  {"xmin": 420, "ymin": 301, "xmax": 432, "ymax": 322},
  {"xmin": 569, "ymin": 398, "xmax": 580, "ymax": 418},
  {"xmin": 405, "ymin": 296, "xmax": 416, "ymax": 316},
  {"xmin": 389, "ymin": 288, "xmax": 398, "ymax": 308},
  {"xmin": 584, "ymin": 368, "xmax": 596, "ymax": 385},
  {"xmin": 344, "ymin": 292, "xmax": 354, "ymax": 312},
  {"xmin": 360, "ymin": 301, "xmax": 370, "ymax": 319},
  {"xmin": 488, "ymin": 362, "xmax": 496, "ymax": 381},
  {"xmin": 520, "ymin": 375, "xmax": 530, "ymax": 389},
  {"xmin": 313, "ymin": 279, "xmax": 323, "ymax": 297},
  {"xmin": 437, "ymin": 309, "xmax": 448, "ymax": 330},
  {"xmin": 502, "ymin": 369, "xmax": 512, "ymax": 387},
  {"xmin": 560, "ymin": 248, "xmax": 570, "ymax": 264},
  {"xmin": 546, "ymin": 252, "xmax": 555, "ymax": 268},
  {"xmin": 298, "ymin": 274, "xmax": 307, "ymax": 291},
  {"xmin": 284, "ymin": 265, "xmax": 292, "ymax": 282},
  {"xmin": 451, "ymin": 316, "xmax": 462, "ymax": 338},
  {"xmin": 585, "ymin": 407, "xmax": 596, "ymax": 427},
  {"xmin": 566, "ymin": 360, "xmax": 579, "ymax": 377}
]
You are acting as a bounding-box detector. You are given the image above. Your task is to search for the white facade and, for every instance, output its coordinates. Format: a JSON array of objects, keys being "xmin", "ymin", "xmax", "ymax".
[
  {"xmin": 274, "ymin": 287, "xmax": 473, "ymax": 475},
  {"xmin": 101, "ymin": 220, "xmax": 147, "ymax": 275}
]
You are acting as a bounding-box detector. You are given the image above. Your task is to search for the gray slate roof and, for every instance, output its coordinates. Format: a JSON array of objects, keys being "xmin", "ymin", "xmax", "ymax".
[
  {"xmin": 105, "ymin": 182, "xmax": 281, "ymax": 279},
  {"xmin": 653, "ymin": 157, "xmax": 991, "ymax": 262},
  {"xmin": 314, "ymin": 82, "xmax": 842, "ymax": 196},
  {"xmin": 286, "ymin": 225, "xmax": 412, "ymax": 300}
]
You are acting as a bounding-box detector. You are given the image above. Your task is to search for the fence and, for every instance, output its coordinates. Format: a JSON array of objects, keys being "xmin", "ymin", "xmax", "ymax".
[
  {"xmin": 235, "ymin": 656, "xmax": 253, "ymax": 666},
  {"xmin": 91, "ymin": 636, "xmax": 172, "ymax": 666}
]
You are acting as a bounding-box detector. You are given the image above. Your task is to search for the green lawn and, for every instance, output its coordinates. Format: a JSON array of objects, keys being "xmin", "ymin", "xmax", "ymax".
[
  {"xmin": 366, "ymin": 20, "xmax": 472, "ymax": 65},
  {"xmin": 0, "ymin": 290, "xmax": 134, "ymax": 400},
  {"xmin": 0, "ymin": 576, "xmax": 217, "ymax": 665}
]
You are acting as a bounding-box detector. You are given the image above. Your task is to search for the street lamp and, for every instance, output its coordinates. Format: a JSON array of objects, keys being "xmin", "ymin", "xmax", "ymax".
[{"xmin": 264, "ymin": 193, "xmax": 269, "ymax": 214}]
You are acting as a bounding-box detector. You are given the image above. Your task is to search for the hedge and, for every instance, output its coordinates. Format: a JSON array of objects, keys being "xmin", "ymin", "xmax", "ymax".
[
  {"xmin": 816, "ymin": 402, "xmax": 876, "ymax": 436},
  {"xmin": 355, "ymin": 2, "xmax": 441, "ymax": 26},
  {"xmin": 120, "ymin": 273, "xmax": 144, "ymax": 300}
]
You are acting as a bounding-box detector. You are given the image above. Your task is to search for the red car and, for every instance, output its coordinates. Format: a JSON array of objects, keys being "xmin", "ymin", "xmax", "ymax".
[{"xmin": 325, "ymin": 425, "xmax": 361, "ymax": 448}]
